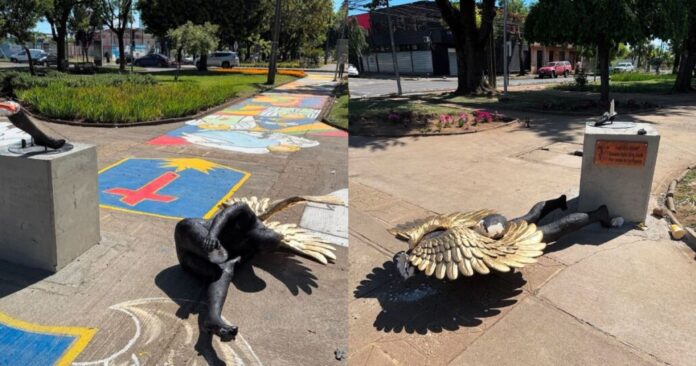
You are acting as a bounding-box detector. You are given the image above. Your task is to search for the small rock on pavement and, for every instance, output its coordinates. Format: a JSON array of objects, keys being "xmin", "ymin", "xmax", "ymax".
[{"xmin": 335, "ymin": 348, "xmax": 346, "ymax": 361}]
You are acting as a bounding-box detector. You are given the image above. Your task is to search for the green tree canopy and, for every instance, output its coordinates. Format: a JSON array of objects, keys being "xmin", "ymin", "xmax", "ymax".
[
  {"xmin": 0, "ymin": 0, "xmax": 45, "ymax": 75},
  {"xmin": 168, "ymin": 21, "xmax": 219, "ymax": 73},
  {"xmin": 526, "ymin": 0, "xmax": 644, "ymax": 103}
]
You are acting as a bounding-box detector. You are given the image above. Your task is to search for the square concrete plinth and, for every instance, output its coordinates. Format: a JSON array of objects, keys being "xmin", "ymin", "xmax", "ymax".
[
  {"xmin": 578, "ymin": 122, "xmax": 660, "ymax": 223},
  {"xmin": 0, "ymin": 143, "xmax": 100, "ymax": 272}
]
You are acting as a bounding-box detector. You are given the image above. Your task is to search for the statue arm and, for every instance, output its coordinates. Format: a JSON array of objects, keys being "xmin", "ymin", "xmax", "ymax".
[{"xmin": 203, "ymin": 202, "xmax": 257, "ymax": 251}]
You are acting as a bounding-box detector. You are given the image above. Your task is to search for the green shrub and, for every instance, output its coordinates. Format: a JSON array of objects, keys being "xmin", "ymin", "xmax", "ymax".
[
  {"xmin": 610, "ymin": 72, "xmax": 675, "ymax": 82},
  {"xmin": 12, "ymin": 71, "xmax": 294, "ymax": 123},
  {"xmin": 0, "ymin": 70, "xmax": 156, "ymax": 97}
]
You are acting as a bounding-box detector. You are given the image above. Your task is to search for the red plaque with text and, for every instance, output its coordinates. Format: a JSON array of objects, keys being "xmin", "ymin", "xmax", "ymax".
[{"xmin": 594, "ymin": 140, "xmax": 648, "ymax": 167}]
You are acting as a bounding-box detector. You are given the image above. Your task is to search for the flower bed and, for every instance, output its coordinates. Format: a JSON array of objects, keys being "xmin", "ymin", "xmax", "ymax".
[
  {"xmin": 214, "ymin": 68, "xmax": 306, "ymax": 78},
  {"xmin": 351, "ymin": 108, "xmax": 515, "ymax": 137}
]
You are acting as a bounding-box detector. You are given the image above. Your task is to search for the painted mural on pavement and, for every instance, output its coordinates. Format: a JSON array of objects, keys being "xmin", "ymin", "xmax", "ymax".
[
  {"xmin": 98, "ymin": 158, "xmax": 250, "ymax": 220},
  {"xmin": 148, "ymin": 75, "xmax": 347, "ymax": 154},
  {"xmin": 0, "ymin": 311, "xmax": 95, "ymax": 366},
  {"xmin": 0, "ymin": 122, "xmax": 29, "ymax": 147},
  {"xmin": 72, "ymin": 298, "xmax": 262, "ymax": 366}
]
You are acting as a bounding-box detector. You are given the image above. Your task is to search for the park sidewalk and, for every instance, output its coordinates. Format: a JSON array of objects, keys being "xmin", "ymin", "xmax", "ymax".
[{"xmin": 349, "ymin": 102, "xmax": 696, "ymax": 365}]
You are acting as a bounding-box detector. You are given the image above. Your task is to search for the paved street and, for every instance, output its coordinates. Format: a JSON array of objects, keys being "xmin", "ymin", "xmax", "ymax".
[
  {"xmin": 0, "ymin": 73, "xmax": 348, "ymax": 365},
  {"xmin": 348, "ymin": 96, "xmax": 696, "ymax": 365},
  {"xmin": 349, "ymin": 74, "xmax": 576, "ymax": 98}
]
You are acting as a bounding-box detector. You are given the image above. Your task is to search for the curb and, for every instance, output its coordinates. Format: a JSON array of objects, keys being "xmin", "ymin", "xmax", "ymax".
[
  {"xmin": 658, "ymin": 165, "xmax": 696, "ymax": 249},
  {"xmin": 320, "ymin": 82, "xmax": 349, "ymax": 132},
  {"xmin": 20, "ymin": 77, "xmax": 299, "ymax": 128}
]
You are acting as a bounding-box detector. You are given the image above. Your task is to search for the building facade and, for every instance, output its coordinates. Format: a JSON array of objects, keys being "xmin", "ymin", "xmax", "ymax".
[{"xmin": 353, "ymin": 1, "xmax": 578, "ymax": 76}]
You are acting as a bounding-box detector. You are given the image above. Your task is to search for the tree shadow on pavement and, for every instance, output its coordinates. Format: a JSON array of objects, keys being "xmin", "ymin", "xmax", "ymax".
[
  {"xmin": 154, "ymin": 253, "xmax": 318, "ymax": 364},
  {"xmin": 349, "ymin": 135, "xmax": 410, "ymax": 152},
  {"xmin": 354, "ymin": 259, "xmax": 525, "ymax": 334}
]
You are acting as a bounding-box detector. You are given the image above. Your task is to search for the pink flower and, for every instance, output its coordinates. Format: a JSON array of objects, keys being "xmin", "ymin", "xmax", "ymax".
[
  {"xmin": 387, "ymin": 112, "xmax": 401, "ymax": 122},
  {"xmin": 473, "ymin": 110, "xmax": 493, "ymax": 123},
  {"xmin": 439, "ymin": 114, "xmax": 453, "ymax": 125}
]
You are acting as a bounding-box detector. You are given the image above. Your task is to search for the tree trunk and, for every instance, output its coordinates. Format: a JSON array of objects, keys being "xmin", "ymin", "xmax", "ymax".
[
  {"xmin": 24, "ymin": 47, "xmax": 36, "ymax": 76},
  {"xmin": 597, "ymin": 42, "xmax": 611, "ymax": 105},
  {"xmin": 674, "ymin": 14, "xmax": 696, "ymax": 92},
  {"xmin": 197, "ymin": 55, "xmax": 208, "ymax": 71},
  {"xmin": 673, "ymin": 48, "xmax": 681, "ymax": 74},
  {"xmin": 118, "ymin": 32, "xmax": 126, "ymax": 71},
  {"xmin": 517, "ymin": 36, "xmax": 526, "ymax": 76},
  {"xmin": 455, "ymin": 39, "xmax": 491, "ymax": 95},
  {"xmin": 674, "ymin": 46, "xmax": 696, "ymax": 92},
  {"xmin": 175, "ymin": 48, "xmax": 182, "ymax": 81},
  {"xmin": 56, "ymin": 29, "xmax": 67, "ymax": 71}
]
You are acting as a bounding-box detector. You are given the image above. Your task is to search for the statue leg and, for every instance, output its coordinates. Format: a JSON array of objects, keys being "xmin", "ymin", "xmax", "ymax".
[
  {"xmin": 204, "ymin": 256, "xmax": 241, "ymax": 341},
  {"xmin": 8, "ymin": 109, "xmax": 66, "ymax": 149},
  {"xmin": 174, "ymin": 219, "xmax": 240, "ymax": 340},
  {"xmin": 513, "ymin": 195, "xmax": 568, "ymax": 224},
  {"xmin": 538, "ymin": 205, "xmax": 612, "ymax": 243}
]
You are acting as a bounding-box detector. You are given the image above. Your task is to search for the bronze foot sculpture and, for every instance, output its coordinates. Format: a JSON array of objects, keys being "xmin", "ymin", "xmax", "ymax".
[
  {"xmin": 174, "ymin": 195, "xmax": 344, "ymax": 340},
  {"xmin": 390, "ymin": 195, "xmax": 621, "ymax": 281},
  {"xmin": 0, "ymin": 100, "xmax": 66, "ymax": 149}
]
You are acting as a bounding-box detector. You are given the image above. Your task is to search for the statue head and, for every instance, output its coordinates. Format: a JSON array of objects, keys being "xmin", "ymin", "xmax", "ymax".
[{"xmin": 473, "ymin": 214, "xmax": 508, "ymax": 239}]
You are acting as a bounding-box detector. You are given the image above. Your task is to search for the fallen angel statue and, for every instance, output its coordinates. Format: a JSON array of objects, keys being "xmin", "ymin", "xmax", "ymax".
[
  {"xmin": 175, "ymin": 195, "xmax": 344, "ymax": 340},
  {"xmin": 389, "ymin": 195, "xmax": 623, "ymax": 281}
]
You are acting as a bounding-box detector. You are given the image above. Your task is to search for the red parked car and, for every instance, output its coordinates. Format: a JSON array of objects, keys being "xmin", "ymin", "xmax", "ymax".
[{"xmin": 538, "ymin": 61, "xmax": 573, "ymax": 78}]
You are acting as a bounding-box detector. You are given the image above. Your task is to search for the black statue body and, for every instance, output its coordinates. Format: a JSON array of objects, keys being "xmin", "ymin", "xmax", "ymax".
[
  {"xmin": 0, "ymin": 101, "xmax": 66, "ymax": 149},
  {"xmin": 175, "ymin": 202, "xmax": 282, "ymax": 340}
]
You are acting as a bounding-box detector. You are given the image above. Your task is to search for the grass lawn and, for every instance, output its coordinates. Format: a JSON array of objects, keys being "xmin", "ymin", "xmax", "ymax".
[
  {"xmin": 326, "ymin": 82, "xmax": 348, "ymax": 129},
  {"xmin": 675, "ymin": 169, "xmax": 696, "ymax": 229},
  {"xmin": 552, "ymin": 72, "xmax": 687, "ymax": 94},
  {"xmin": 2, "ymin": 69, "xmax": 296, "ymax": 123}
]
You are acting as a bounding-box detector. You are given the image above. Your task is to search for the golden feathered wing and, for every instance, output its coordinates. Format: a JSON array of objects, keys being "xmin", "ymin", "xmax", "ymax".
[
  {"xmin": 389, "ymin": 210, "xmax": 546, "ymax": 280},
  {"xmin": 223, "ymin": 195, "xmax": 345, "ymax": 264}
]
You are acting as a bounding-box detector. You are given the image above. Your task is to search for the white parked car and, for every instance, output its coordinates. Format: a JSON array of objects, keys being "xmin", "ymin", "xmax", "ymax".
[
  {"xmin": 347, "ymin": 64, "xmax": 359, "ymax": 77},
  {"xmin": 196, "ymin": 51, "xmax": 240, "ymax": 68},
  {"xmin": 10, "ymin": 49, "xmax": 46, "ymax": 63},
  {"xmin": 613, "ymin": 62, "xmax": 634, "ymax": 73}
]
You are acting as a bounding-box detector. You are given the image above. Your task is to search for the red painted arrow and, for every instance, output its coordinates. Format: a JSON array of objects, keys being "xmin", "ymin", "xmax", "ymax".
[{"xmin": 106, "ymin": 171, "xmax": 179, "ymax": 206}]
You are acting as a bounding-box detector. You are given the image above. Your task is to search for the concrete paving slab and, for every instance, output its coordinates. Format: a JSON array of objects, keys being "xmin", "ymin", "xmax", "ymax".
[
  {"xmin": 451, "ymin": 296, "xmax": 660, "ymax": 366},
  {"xmin": 300, "ymin": 188, "xmax": 349, "ymax": 246},
  {"xmin": 538, "ymin": 239, "xmax": 696, "ymax": 365}
]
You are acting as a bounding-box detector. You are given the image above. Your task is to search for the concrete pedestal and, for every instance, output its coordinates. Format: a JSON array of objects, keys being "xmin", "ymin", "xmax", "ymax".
[
  {"xmin": 578, "ymin": 122, "xmax": 660, "ymax": 223},
  {"xmin": 0, "ymin": 143, "xmax": 100, "ymax": 272}
]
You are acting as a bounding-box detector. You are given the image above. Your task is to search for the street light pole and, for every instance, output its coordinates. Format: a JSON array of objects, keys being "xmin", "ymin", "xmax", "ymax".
[
  {"xmin": 267, "ymin": 0, "xmax": 282, "ymax": 85},
  {"xmin": 503, "ymin": 0, "xmax": 508, "ymax": 96},
  {"xmin": 386, "ymin": 0, "xmax": 402, "ymax": 95}
]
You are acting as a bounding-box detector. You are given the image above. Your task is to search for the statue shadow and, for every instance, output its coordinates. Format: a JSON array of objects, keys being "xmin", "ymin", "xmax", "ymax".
[
  {"xmin": 354, "ymin": 260, "xmax": 525, "ymax": 334},
  {"xmin": 154, "ymin": 253, "xmax": 318, "ymax": 364}
]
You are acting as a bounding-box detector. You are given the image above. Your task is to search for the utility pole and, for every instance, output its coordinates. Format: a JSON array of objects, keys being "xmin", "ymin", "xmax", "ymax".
[
  {"xmin": 385, "ymin": 0, "xmax": 402, "ymax": 95},
  {"xmin": 267, "ymin": 0, "xmax": 282, "ymax": 85},
  {"xmin": 130, "ymin": 1, "xmax": 134, "ymax": 73},
  {"xmin": 503, "ymin": 0, "xmax": 508, "ymax": 95},
  {"xmin": 334, "ymin": 0, "xmax": 348, "ymax": 82}
]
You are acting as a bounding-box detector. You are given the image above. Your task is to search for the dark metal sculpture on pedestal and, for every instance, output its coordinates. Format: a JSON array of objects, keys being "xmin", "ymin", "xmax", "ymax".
[
  {"xmin": 390, "ymin": 195, "xmax": 622, "ymax": 281},
  {"xmin": 0, "ymin": 100, "xmax": 70, "ymax": 153},
  {"xmin": 175, "ymin": 195, "xmax": 344, "ymax": 341}
]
